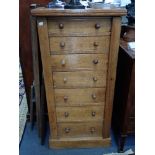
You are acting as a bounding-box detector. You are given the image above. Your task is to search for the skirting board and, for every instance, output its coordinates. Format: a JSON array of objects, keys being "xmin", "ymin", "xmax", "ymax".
[{"xmin": 49, "ymin": 137, "xmax": 111, "ymax": 149}]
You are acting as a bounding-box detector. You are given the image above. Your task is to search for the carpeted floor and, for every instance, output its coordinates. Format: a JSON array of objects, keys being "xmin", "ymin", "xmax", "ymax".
[
  {"xmin": 20, "ymin": 122, "xmax": 135, "ymax": 155},
  {"xmin": 19, "ymin": 63, "xmax": 135, "ymax": 154},
  {"xmin": 19, "ymin": 64, "xmax": 28, "ymax": 144}
]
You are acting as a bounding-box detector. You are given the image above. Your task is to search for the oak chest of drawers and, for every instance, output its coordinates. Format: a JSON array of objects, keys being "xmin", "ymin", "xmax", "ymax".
[{"xmin": 31, "ymin": 7, "xmax": 126, "ymax": 148}]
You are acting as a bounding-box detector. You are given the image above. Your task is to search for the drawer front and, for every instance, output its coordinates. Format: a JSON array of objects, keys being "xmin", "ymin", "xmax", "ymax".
[
  {"xmin": 53, "ymin": 71, "xmax": 107, "ymax": 88},
  {"xmin": 49, "ymin": 36, "xmax": 110, "ymax": 54},
  {"xmin": 56, "ymin": 106, "xmax": 104, "ymax": 122},
  {"xmin": 54, "ymin": 88, "xmax": 105, "ymax": 106},
  {"xmin": 47, "ymin": 18, "xmax": 111, "ymax": 36},
  {"xmin": 57, "ymin": 122, "xmax": 103, "ymax": 138},
  {"xmin": 51, "ymin": 54, "xmax": 108, "ymax": 71}
]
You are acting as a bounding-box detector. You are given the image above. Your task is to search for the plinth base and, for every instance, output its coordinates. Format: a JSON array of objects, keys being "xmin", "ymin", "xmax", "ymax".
[{"xmin": 49, "ymin": 137, "xmax": 111, "ymax": 149}]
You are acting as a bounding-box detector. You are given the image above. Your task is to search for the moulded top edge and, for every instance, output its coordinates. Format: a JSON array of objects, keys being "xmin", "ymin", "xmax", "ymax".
[{"xmin": 31, "ymin": 7, "xmax": 127, "ymax": 17}]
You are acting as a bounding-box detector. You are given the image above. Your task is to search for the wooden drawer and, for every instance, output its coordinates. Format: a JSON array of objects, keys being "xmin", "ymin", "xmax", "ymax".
[
  {"xmin": 56, "ymin": 106, "xmax": 104, "ymax": 122},
  {"xmin": 51, "ymin": 54, "xmax": 108, "ymax": 71},
  {"xmin": 53, "ymin": 71, "xmax": 107, "ymax": 89},
  {"xmin": 57, "ymin": 122, "xmax": 103, "ymax": 138},
  {"xmin": 49, "ymin": 36, "xmax": 110, "ymax": 54},
  {"xmin": 47, "ymin": 18, "xmax": 111, "ymax": 36},
  {"xmin": 54, "ymin": 88, "xmax": 105, "ymax": 106}
]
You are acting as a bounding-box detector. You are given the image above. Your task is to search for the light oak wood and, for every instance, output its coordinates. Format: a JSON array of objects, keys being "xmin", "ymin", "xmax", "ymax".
[
  {"xmin": 49, "ymin": 36, "xmax": 110, "ymax": 54},
  {"xmin": 49, "ymin": 137, "xmax": 111, "ymax": 148},
  {"xmin": 53, "ymin": 71, "xmax": 107, "ymax": 88},
  {"xmin": 31, "ymin": 7, "xmax": 127, "ymax": 16},
  {"xmin": 56, "ymin": 106, "xmax": 104, "ymax": 122},
  {"xmin": 47, "ymin": 18, "xmax": 111, "ymax": 36},
  {"xmin": 103, "ymin": 17, "xmax": 122, "ymax": 138},
  {"xmin": 57, "ymin": 122, "xmax": 103, "ymax": 138},
  {"xmin": 33, "ymin": 7, "xmax": 126, "ymax": 148},
  {"xmin": 37, "ymin": 17, "xmax": 57, "ymax": 138},
  {"xmin": 54, "ymin": 88, "xmax": 106, "ymax": 106},
  {"xmin": 50, "ymin": 54, "xmax": 108, "ymax": 71}
]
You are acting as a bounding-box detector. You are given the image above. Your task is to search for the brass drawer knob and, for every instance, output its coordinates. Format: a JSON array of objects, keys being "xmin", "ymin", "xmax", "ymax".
[
  {"xmin": 92, "ymin": 93, "xmax": 96, "ymax": 99},
  {"xmin": 90, "ymin": 127, "xmax": 96, "ymax": 133},
  {"xmin": 59, "ymin": 23, "xmax": 64, "ymax": 29},
  {"xmin": 92, "ymin": 111, "xmax": 96, "ymax": 117},
  {"xmin": 64, "ymin": 128, "xmax": 70, "ymax": 133},
  {"xmin": 93, "ymin": 77, "xmax": 97, "ymax": 82},
  {"xmin": 64, "ymin": 96, "xmax": 68, "ymax": 101},
  {"xmin": 95, "ymin": 23, "xmax": 100, "ymax": 29},
  {"xmin": 63, "ymin": 77, "xmax": 67, "ymax": 83},
  {"xmin": 60, "ymin": 42, "xmax": 65, "ymax": 48},
  {"xmin": 94, "ymin": 42, "xmax": 98, "ymax": 47},
  {"xmin": 64, "ymin": 112, "xmax": 69, "ymax": 117},
  {"xmin": 93, "ymin": 59, "xmax": 98, "ymax": 64},
  {"xmin": 61, "ymin": 59, "xmax": 66, "ymax": 66}
]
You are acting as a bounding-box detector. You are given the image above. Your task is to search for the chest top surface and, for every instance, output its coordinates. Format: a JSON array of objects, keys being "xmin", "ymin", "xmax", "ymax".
[{"xmin": 31, "ymin": 7, "xmax": 127, "ymax": 17}]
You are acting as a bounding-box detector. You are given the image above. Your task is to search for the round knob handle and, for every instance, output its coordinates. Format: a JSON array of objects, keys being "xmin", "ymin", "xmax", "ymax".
[
  {"xmin": 95, "ymin": 23, "xmax": 100, "ymax": 29},
  {"xmin": 64, "ymin": 96, "xmax": 68, "ymax": 101},
  {"xmin": 61, "ymin": 59, "xmax": 66, "ymax": 66},
  {"xmin": 63, "ymin": 77, "xmax": 67, "ymax": 83},
  {"xmin": 60, "ymin": 42, "xmax": 65, "ymax": 48},
  {"xmin": 93, "ymin": 59, "xmax": 98, "ymax": 64},
  {"xmin": 92, "ymin": 111, "xmax": 96, "ymax": 117},
  {"xmin": 94, "ymin": 42, "xmax": 98, "ymax": 47},
  {"xmin": 59, "ymin": 23, "xmax": 64, "ymax": 29},
  {"xmin": 92, "ymin": 94, "xmax": 96, "ymax": 99},
  {"xmin": 64, "ymin": 112, "xmax": 69, "ymax": 117},
  {"xmin": 64, "ymin": 128, "xmax": 70, "ymax": 133},
  {"xmin": 90, "ymin": 127, "xmax": 96, "ymax": 133},
  {"xmin": 93, "ymin": 77, "xmax": 97, "ymax": 82}
]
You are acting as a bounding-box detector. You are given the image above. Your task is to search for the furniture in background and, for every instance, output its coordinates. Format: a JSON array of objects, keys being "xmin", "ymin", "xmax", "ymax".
[
  {"xmin": 30, "ymin": 5, "xmax": 48, "ymax": 144},
  {"xmin": 112, "ymin": 34, "xmax": 135, "ymax": 152},
  {"xmin": 19, "ymin": 0, "xmax": 49, "ymax": 143},
  {"xmin": 31, "ymin": 7, "xmax": 126, "ymax": 148},
  {"xmin": 19, "ymin": 0, "xmax": 50, "ymax": 115}
]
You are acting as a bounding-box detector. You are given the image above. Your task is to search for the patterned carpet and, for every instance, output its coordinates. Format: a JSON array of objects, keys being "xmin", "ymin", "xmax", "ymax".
[{"xmin": 19, "ymin": 64, "xmax": 28, "ymax": 144}]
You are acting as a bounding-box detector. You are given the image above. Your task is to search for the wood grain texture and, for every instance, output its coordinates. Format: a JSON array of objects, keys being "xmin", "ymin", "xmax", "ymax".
[
  {"xmin": 37, "ymin": 17, "xmax": 57, "ymax": 138},
  {"xmin": 53, "ymin": 71, "xmax": 107, "ymax": 88},
  {"xmin": 31, "ymin": 7, "xmax": 127, "ymax": 16},
  {"xmin": 33, "ymin": 7, "xmax": 126, "ymax": 148},
  {"xmin": 30, "ymin": 15, "xmax": 41, "ymax": 136},
  {"xmin": 57, "ymin": 122, "xmax": 103, "ymax": 138},
  {"xmin": 54, "ymin": 88, "xmax": 106, "ymax": 106},
  {"xmin": 103, "ymin": 17, "xmax": 121, "ymax": 138},
  {"xmin": 49, "ymin": 137, "xmax": 111, "ymax": 148},
  {"xmin": 50, "ymin": 54, "xmax": 108, "ymax": 71},
  {"xmin": 49, "ymin": 36, "xmax": 110, "ymax": 54},
  {"xmin": 47, "ymin": 17, "xmax": 111, "ymax": 36},
  {"xmin": 56, "ymin": 106, "xmax": 104, "ymax": 122}
]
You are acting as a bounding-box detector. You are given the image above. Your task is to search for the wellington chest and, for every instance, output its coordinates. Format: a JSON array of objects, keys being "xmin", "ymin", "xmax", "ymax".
[{"xmin": 31, "ymin": 7, "xmax": 126, "ymax": 148}]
